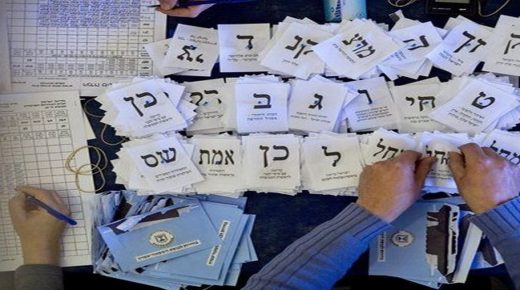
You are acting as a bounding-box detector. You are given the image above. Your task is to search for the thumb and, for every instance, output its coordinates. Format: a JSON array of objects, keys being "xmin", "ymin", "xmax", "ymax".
[
  {"xmin": 448, "ymin": 151, "xmax": 465, "ymax": 181},
  {"xmin": 9, "ymin": 193, "xmax": 28, "ymax": 222},
  {"xmin": 414, "ymin": 156, "xmax": 436, "ymax": 186},
  {"xmin": 159, "ymin": 0, "xmax": 177, "ymax": 10}
]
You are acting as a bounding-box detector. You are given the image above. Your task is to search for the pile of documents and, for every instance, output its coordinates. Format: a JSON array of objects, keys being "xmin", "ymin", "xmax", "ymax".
[
  {"xmin": 378, "ymin": 15, "xmax": 445, "ymax": 80},
  {"xmin": 369, "ymin": 198, "xmax": 503, "ymax": 289},
  {"xmin": 111, "ymin": 134, "xmax": 204, "ymax": 195},
  {"xmin": 258, "ymin": 17, "xmax": 335, "ymax": 79},
  {"xmin": 429, "ymin": 75, "xmax": 520, "ymax": 134},
  {"xmin": 301, "ymin": 132, "xmax": 362, "ymax": 195},
  {"xmin": 143, "ymin": 14, "xmax": 519, "ymax": 78},
  {"xmin": 98, "ymin": 78, "xmax": 197, "ymax": 138},
  {"xmin": 243, "ymin": 134, "xmax": 302, "ymax": 194},
  {"xmin": 108, "ymin": 128, "xmax": 520, "ymax": 197},
  {"xmin": 144, "ymin": 24, "xmax": 219, "ymax": 77},
  {"xmin": 182, "ymin": 78, "xmax": 229, "ymax": 134},
  {"xmin": 91, "ymin": 191, "xmax": 257, "ymax": 290},
  {"xmin": 190, "ymin": 134, "xmax": 246, "ymax": 197}
]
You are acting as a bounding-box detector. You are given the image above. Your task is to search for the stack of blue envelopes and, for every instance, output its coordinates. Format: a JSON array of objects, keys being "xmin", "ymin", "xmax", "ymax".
[{"xmin": 90, "ymin": 191, "xmax": 257, "ymax": 290}]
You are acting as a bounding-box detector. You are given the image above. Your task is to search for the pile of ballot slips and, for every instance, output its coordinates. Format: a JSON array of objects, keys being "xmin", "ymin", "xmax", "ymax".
[
  {"xmin": 144, "ymin": 24, "xmax": 219, "ymax": 77},
  {"xmin": 95, "ymin": 72, "xmax": 520, "ymax": 139},
  {"xmin": 108, "ymin": 128, "xmax": 520, "ymax": 196},
  {"xmin": 182, "ymin": 78, "xmax": 230, "ymax": 135},
  {"xmin": 111, "ymin": 133, "xmax": 205, "ymax": 195},
  {"xmin": 301, "ymin": 132, "xmax": 362, "ymax": 195},
  {"xmin": 369, "ymin": 197, "xmax": 503, "ymax": 289},
  {"xmin": 90, "ymin": 191, "xmax": 257, "ymax": 290},
  {"xmin": 111, "ymin": 133, "xmax": 247, "ymax": 196},
  {"xmin": 97, "ymin": 77, "xmax": 197, "ymax": 138},
  {"xmin": 142, "ymin": 14, "xmax": 520, "ymax": 78}
]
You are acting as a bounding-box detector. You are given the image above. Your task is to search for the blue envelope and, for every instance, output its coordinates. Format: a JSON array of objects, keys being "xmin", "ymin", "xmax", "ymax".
[
  {"xmin": 144, "ymin": 202, "xmax": 249, "ymax": 285},
  {"xmin": 98, "ymin": 197, "xmax": 221, "ymax": 271}
]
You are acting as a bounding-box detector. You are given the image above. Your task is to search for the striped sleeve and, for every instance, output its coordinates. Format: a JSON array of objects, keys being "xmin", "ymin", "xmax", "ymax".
[
  {"xmin": 471, "ymin": 197, "xmax": 520, "ymax": 290},
  {"xmin": 15, "ymin": 265, "xmax": 64, "ymax": 290},
  {"xmin": 243, "ymin": 203, "xmax": 390, "ymax": 290}
]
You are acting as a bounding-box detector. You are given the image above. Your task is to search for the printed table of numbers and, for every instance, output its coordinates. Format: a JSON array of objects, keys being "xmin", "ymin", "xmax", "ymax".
[
  {"xmin": 0, "ymin": 91, "xmax": 94, "ymax": 271},
  {"xmin": 6, "ymin": 0, "xmax": 166, "ymax": 94}
]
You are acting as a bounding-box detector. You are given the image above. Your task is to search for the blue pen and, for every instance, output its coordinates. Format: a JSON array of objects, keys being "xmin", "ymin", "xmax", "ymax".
[{"xmin": 26, "ymin": 195, "xmax": 77, "ymax": 226}]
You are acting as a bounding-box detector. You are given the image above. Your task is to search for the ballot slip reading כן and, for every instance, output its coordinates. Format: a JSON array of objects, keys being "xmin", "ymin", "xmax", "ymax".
[
  {"xmin": 3, "ymin": 0, "xmax": 166, "ymax": 95},
  {"xmin": 0, "ymin": 91, "xmax": 94, "ymax": 271}
]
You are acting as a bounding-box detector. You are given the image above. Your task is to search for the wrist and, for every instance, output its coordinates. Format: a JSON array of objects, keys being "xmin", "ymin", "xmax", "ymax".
[
  {"xmin": 21, "ymin": 242, "xmax": 61, "ymax": 266},
  {"xmin": 356, "ymin": 200, "xmax": 396, "ymax": 223}
]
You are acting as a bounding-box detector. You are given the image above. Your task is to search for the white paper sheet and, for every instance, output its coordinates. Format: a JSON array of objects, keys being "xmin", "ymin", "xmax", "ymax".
[
  {"xmin": 235, "ymin": 82, "xmax": 290, "ymax": 134},
  {"xmin": 482, "ymin": 15, "xmax": 520, "ymax": 76},
  {"xmin": 164, "ymin": 24, "xmax": 219, "ymax": 72},
  {"xmin": 5, "ymin": 0, "xmax": 166, "ymax": 95},
  {"xmin": 0, "ymin": 91, "xmax": 94, "ymax": 271},
  {"xmin": 0, "ymin": 0, "xmax": 11, "ymax": 93},
  {"xmin": 430, "ymin": 79, "xmax": 520, "ymax": 134},
  {"xmin": 218, "ymin": 24, "xmax": 270, "ymax": 73}
]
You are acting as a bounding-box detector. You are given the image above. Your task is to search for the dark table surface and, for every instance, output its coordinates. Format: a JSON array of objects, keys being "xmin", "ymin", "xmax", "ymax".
[{"xmin": 73, "ymin": 1, "xmax": 520, "ymax": 289}]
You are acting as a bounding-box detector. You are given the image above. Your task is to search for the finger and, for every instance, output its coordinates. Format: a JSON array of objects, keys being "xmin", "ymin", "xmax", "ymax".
[
  {"xmin": 482, "ymin": 147, "xmax": 501, "ymax": 159},
  {"xmin": 448, "ymin": 151, "xmax": 465, "ymax": 180},
  {"xmin": 396, "ymin": 150, "xmax": 422, "ymax": 163},
  {"xmin": 157, "ymin": 4, "xmax": 213, "ymax": 17},
  {"xmin": 459, "ymin": 143, "xmax": 486, "ymax": 165},
  {"xmin": 15, "ymin": 186, "xmax": 59, "ymax": 206},
  {"xmin": 8, "ymin": 193, "xmax": 28, "ymax": 221},
  {"xmin": 414, "ymin": 156, "xmax": 436, "ymax": 186},
  {"xmin": 159, "ymin": 0, "xmax": 177, "ymax": 10}
]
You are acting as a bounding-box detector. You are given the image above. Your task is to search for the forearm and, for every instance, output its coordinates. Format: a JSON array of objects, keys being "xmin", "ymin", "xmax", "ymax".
[
  {"xmin": 243, "ymin": 203, "xmax": 390, "ymax": 290},
  {"xmin": 471, "ymin": 197, "xmax": 520, "ymax": 290},
  {"xmin": 14, "ymin": 265, "xmax": 64, "ymax": 290}
]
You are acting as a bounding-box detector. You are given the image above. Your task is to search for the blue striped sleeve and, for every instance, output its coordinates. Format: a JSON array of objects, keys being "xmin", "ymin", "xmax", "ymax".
[
  {"xmin": 471, "ymin": 197, "xmax": 520, "ymax": 290},
  {"xmin": 243, "ymin": 203, "xmax": 390, "ymax": 290}
]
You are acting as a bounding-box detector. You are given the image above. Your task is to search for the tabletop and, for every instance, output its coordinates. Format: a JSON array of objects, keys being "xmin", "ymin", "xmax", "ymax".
[{"xmin": 71, "ymin": 0, "xmax": 520, "ymax": 289}]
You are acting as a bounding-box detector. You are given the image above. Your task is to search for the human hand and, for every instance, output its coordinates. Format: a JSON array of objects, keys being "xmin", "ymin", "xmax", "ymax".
[
  {"xmin": 157, "ymin": 0, "xmax": 214, "ymax": 18},
  {"xmin": 9, "ymin": 186, "xmax": 70, "ymax": 265},
  {"xmin": 356, "ymin": 151, "xmax": 436, "ymax": 223},
  {"xmin": 448, "ymin": 143, "xmax": 520, "ymax": 214}
]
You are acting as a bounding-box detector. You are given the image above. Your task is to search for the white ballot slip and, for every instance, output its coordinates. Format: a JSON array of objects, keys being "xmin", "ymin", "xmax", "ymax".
[
  {"xmin": 429, "ymin": 79, "xmax": 520, "ymax": 134},
  {"xmin": 419, "ymin": 132, "xmax": 472, "ymax": 193},
  {"xmin": 390, "ymin": 82, "xmax": 449, "ymax": 133},
  {"xmin": 427, "ymin": 18, "xmax": 491, "ymax": 76},
  {"xmin": 191, "ymin": 135, "xmax": 245, "ymax": 196},
  {"xmin": 183, "ymin": 79, "xmax": 227, "ymax": 134},
  {"xmin": 361, "ymin": 128, "xmax": 418, "ymax": 165},
  {"xmin": 479, "ymin": 129, "xmax": 520, "ymax": 165},
  {"xmin": 218, "ymin": 24, "xmax": 271, "ymax": 73},
  {"xmin": 144, "ymin": 39, "xmax": 188, "ymax": 76},
  {"xmin": 343, "ymin": 77, "xmax": 399, "ymax": 132},
  {"xmin": 100, "ymin": 79, "xmax": 187, "ymax": 138},
  {"xmin": 482, "ymin": 15, "xmax": 520, "ymax": 77},
  {"xmin": 243, "ymin": 134, "xmax": 301, "ymax": 194},
  {"xmin": 314, "ymin": 20, "xmax": 402, "ymax": 79},
  {"xmin": 288, "ymin": 79, "xmax": 347, "ymax": 133},
  {"xmin": 165, "ymin": 24, "xmax": 219, "ymax": 72},
  {"xmin": 260, "ymin": 22, "xmax": 333, "ymax": 79},
  {"xmin": 379, "ymin": 22, "xmax": 442, "ymax": 80},
  {"xmin": 302, "ymin": 133, "xmax": 363, "ymax": 195},
  {"xmin": 235, "ymin": 82, "xmax": 290, "ymax": 134},
  {"xmin": 127, "ymin": 136, "xmax": 204, "ymax": 194}
]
